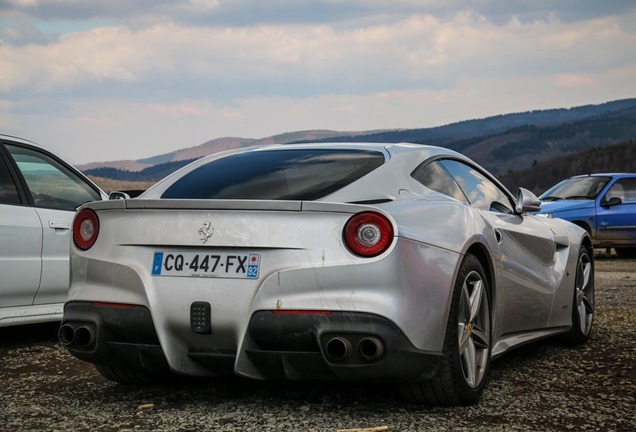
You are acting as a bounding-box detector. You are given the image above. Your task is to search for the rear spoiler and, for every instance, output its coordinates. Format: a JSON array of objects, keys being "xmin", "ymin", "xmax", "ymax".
[{"xmin": 81, "ymin": 199, "xmax": 383, "ymax": 215}]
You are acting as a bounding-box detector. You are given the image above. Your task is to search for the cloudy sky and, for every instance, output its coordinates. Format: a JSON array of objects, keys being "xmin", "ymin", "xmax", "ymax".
[{"xmin": 1, "ymin": 0, "xmax": 635, "ymax": 164}]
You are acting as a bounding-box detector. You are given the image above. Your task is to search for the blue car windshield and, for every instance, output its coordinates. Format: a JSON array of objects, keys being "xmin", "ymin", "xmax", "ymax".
[
  {"xmin": 540, "ymin": 176, "xmax": 610, "ymax": 201},
  {"xmin": 161, "ymin": 149, "xmax": 385, "ymax": 200}
]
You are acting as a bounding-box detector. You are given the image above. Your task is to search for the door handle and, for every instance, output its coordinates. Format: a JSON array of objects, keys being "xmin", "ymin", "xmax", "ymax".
[{"xmin": 49, "ymin": 221, "xmax": 70, "ymax": 230}]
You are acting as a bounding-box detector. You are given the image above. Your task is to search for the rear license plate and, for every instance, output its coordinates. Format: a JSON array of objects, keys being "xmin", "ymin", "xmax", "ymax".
[{"xmin": 151, "ymin": 252, "xmax": 260, "ymax": 279}]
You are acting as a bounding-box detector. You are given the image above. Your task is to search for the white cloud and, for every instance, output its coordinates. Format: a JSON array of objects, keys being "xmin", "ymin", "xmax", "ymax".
[
  {"xmin": 0, "ymin": 2, "xmax": 635, "ymax": 164},
  {"xmin": 5, "ymin": 0, "xmax": 39, "ymax": 6},
  {"xmin": 2, "ymin": 11, "xmax": 634, "ymax": 96}
]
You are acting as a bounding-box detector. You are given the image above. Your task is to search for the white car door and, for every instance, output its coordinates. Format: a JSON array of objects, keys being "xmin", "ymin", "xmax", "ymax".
[
  {"xmin": 0, "ymin": 205, "xmax": 43, "ymax": 307},
  {"xmin": 0, "ymin": 149, "xmax": 43, "ymax": 308},
  {"xmin": 5, "ymin": 143, "xmax": 103, "ymax": 307},
  {"xmin": 32, "ymin": 207, "xmax": 73, "ymax": 304}
]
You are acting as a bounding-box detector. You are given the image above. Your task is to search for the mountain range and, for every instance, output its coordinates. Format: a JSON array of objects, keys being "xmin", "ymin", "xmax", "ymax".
[{"xmin": 80, "ymin": 98, "xmax": 636, "ymax": 184}]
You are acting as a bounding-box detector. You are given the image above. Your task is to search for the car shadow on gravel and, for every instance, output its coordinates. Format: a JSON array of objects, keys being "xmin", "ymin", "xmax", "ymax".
[
  {"xmin": 0, "ymin": 322, "xmax": 61, "ymax": 348},
  {"xmin": 89, "ymin": 340, "xmax": 564, "ymax": 413},
  {"xmin": 1, "ymin": 321, "xmax": 538, "ymax": 411},
  {"xmin": 94, "ymin": 372, "xmax": 402, "ymax": 407}
]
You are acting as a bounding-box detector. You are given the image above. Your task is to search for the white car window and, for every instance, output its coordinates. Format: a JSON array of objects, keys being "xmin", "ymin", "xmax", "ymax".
[
  {"xmin": 6, "ymin": 144, "xmax": 101, "ymax": 211},
  {"xmin": 0, "ymin": 153, "xmax": 21, "ymax": 205}
]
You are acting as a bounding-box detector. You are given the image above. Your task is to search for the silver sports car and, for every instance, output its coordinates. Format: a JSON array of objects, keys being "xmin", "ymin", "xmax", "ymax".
[{"xmin": 60, "ymin": 143, "xmax": 594, "ymax": 405}]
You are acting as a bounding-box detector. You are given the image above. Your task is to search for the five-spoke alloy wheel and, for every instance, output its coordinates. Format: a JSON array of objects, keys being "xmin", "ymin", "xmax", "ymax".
[
  {"xmin": 563, "ymin": 246, "xmax": 595, "ymax": 345},
  {"xmin": 457, "ymin": 268, "xmax": 491, "ymax": 389},
  {"xmin": 400, "ymin": 253, "xmax": 491, "ymax": 405}
]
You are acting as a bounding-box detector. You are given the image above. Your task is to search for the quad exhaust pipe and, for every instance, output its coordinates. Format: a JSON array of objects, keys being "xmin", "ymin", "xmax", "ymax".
[
  {"xmin": 324, "ymin": 335, "xmax": 385, "ymax": 363},
  {"xmin": 58, "ymin": 324, "xmax": 75, "ymax": 345},
  {"xmin": 325, "ymin": 337, "xmax": 353, "ymax": 361},
  {"xmin": 58, "ymin": 323, "xmax": 96, "ymax": 348},
  {"xmin": 357, "ymin": 337, "xmax": 385, "ymax": 362}
]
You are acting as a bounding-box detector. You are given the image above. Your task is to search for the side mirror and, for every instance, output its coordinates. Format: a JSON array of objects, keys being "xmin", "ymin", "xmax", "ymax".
[
  {"xmin": 603, "ymin": 196, "xmax": 622, "ymax": 207},
  {"xmin": 515, "ymin": 187, "xmax": 541, "ymax": 214},
  {"xmin": 109, "ymin": 191, "xmax": 131, "ymax": 200}
]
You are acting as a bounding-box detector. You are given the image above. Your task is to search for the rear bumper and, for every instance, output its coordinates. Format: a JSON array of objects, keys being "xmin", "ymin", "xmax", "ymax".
[
  {"xmin": 243, "ymin": 310, "xmax": 442, "ymax": 382},
  {"xmin": 61, "ymin": 302, "xmax": 442, "ymax": 383},
  {"xmin": 60, "ymin": 302, "xmax": 170, "ymax": 374}
]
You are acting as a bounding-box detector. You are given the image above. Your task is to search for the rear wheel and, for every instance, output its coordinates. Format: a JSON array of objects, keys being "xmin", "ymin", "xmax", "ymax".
[
  {"xmin": 400, "ymin": 253, "xmax": 491, "ymax": 405},
  {"xmin": 562, "ymin": 246, "xmax": 594, "ymax": 345},
  {"xmin": 95, "ymin": 365, "xmax": 167, "ymax": 385}
]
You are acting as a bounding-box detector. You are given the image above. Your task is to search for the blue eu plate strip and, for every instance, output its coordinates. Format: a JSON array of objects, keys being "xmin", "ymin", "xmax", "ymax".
[{"xmin": 152, "ymin": 252, "xmax": 164, "ymax": 275}]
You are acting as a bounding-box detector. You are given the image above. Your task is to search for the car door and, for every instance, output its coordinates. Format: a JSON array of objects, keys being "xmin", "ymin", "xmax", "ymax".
[
  {"xmin": 0, "ymin": 148, "xmax": 43, "ymax": 308},
  {"xmin": 437, "ymin": 159, "xmax": 558, "ymax": 334},
  {"xmin": 4, "ymin": 143, "xmax": 103, "ymax": 306},
  {"xmin": 596, "ymin": 177, "xmax": 636, "ymax": 245}
]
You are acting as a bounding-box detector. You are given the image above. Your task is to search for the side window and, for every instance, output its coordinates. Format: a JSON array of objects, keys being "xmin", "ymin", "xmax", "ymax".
[
  {"xmin": 0, "ymin": 153, "xmax": 21, "ymax": 205},
  {"xmin": 411, "ymin": 160, "xmax": 468, "ymax": 203},
  {"xmin": 6, "ymin": 144, "xmax": 101, "ymax": 211},
  {"xmin": 439, "ymin": 160, "xmax": 514, "ymax": 214},
  {"xmin": 607, "ymin": 178, "xmax": 636, "ymax": 204}
]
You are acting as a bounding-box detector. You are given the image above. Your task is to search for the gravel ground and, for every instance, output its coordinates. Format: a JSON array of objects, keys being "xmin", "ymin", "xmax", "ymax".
[{"xmin": 1, "ymin": 256, "xmax": 634, "ymax": 432}]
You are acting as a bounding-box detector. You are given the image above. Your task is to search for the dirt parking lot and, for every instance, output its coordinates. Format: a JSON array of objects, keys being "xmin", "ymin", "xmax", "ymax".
[{"xmin": 1, "ymin": 256, "xmax": 635, "ymax": 432}]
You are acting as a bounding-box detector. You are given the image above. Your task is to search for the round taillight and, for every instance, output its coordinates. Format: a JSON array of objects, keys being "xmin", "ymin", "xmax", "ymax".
[
  {"xmin": 344, "ymin": 212, "xmax": 394, "ymax": 257},
  {"xmin": 73, "ymin": 209, "xmax": 100, "ymax": 251}
]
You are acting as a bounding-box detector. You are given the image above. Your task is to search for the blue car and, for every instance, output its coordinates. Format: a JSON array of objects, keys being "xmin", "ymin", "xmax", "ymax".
[{"xmin": 537, "ymin": 173, "xmax": 636, "ymax": 258}]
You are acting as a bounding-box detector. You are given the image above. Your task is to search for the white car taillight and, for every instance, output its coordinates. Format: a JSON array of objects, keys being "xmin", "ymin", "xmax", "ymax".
[
  {"xmin": 343, "ymin": 212, "xmax": 394, "ymax": 257},
  {"xmin": 73, "ymin": 209, "xmax": 100, "ymax": 250}
]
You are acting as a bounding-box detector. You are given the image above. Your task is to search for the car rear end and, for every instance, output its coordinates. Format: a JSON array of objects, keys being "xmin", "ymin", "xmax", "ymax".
[
  {"xmin": 60, "ymin": 145, "xmax": 460, "ymax": 383},
  {"xmin": 61, "ymin": 198, "xmax": 455, "ymax": 382}
]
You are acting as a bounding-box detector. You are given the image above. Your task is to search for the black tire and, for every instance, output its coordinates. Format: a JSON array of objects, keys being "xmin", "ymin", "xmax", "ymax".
[
  {"xmin": 399, "ymin": 253, "xmax": 491, "ymax": 406},
  {"xmin": 561, "ymin": 246, "xmax": 594, "ymax": 345},
  {"xmin": 95, "ymin": 365, "xmax": 166, "ymax": 385},
  {"xmin": 615, "ymin": 247, "xmax": 636, "ymax": 259}
]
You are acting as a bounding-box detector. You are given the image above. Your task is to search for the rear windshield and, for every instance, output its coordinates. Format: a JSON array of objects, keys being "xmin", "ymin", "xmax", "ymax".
[{"xmin": 161, "ymin": 149, "xmax": 385, "ymax": 200}]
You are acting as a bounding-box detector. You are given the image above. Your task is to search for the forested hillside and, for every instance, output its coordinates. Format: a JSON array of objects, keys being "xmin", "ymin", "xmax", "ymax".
[
  {"xmin": 306, "ymin": 102, "xmax": 636, "ymax": 175},
  {"xmin": 498, "ymin": 141, "xmax": 636, "ymax": 194}
]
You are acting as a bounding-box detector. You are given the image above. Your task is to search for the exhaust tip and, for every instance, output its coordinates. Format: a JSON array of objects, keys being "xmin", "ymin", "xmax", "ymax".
[
  {"xmin": 58, "ymin": 324, "xmax": 76, "ymax": 346},
  {"xmin": 74, "ymin": 326, "xmax": 95, "ymax": 348},
  {"xmin": 325, "ymin": 337, "xmax": 352, "ymax": 361},
  {"xmin": 358, "ymin": 337, "xmax": 385, "ymax": 362}
]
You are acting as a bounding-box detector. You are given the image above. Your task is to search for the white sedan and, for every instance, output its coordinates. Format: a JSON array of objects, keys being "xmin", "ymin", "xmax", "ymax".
[{"xmin": 0, "ymin": 135, "xmax": 106, "ymax": 327}]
